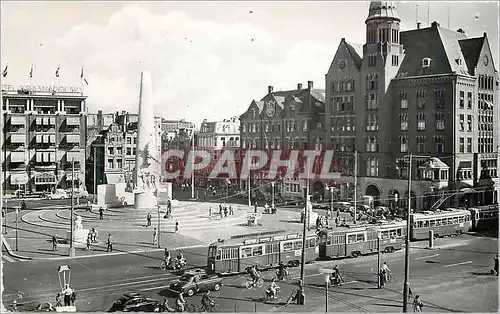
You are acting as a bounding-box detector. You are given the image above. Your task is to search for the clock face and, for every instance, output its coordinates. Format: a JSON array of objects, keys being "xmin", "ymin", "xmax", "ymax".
[
  {"xmin": 339, "ymin": 60, "xmax": 346, "ymax": 70},
  {"xmin": 266, "ymin": 101, "xmax": 275, "ymax": 116},
  {"xmin": 483, "ymin": 55, "xmax": 489, "ymax": 66}
]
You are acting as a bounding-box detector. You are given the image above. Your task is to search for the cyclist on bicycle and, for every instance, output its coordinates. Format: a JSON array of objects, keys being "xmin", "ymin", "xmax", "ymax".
[
  {"xmin": 163, "ymin": 250, "xmax": 172, "ymax": 268},
  {"xmin": 201, "ymin": 290, "xmax": 214, "ymax": 311},
  {"xmin": 175, "ymin": 291, "xmax": 186, "ymax": 312},
  {"xmin": 331, "ymin": 264, "xmax": 342, "ymax": 284},
  {"xmin": 277, "ymin": 261, "xmax": 288, "ymax": 280},
  {"xmin": 247, "ymin": 265, "xmax": 260, "ymax": 286},
  {"xmin": 267, "ymin": 278, "xmax": 280, "ymax": 299}
]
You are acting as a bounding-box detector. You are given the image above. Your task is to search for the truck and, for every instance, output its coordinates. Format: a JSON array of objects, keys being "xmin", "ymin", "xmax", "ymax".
[{"xmin": 168, "ymin": 269, "xmax": 223, "ymax": 297}]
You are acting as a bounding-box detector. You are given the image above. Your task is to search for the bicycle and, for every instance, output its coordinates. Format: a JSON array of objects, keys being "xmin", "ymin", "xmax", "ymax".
[
  {"xmin": 387, "ymin": 271, "xmax": 395, "ymax": 282},
  {"xmin": 199, "ymin": 302, "xmax": 220, "ymax": 312},
  {"xmin": 330, "ymin": 273, "xmax": 346, "ymax": 286},
  {"xmin": 176, "ymin": 302, "xmax": 196, "ymax": 313},
  {"xmin": 159, "ymin": 261, "xmax": 168, "ymax": 271},
  {"xmin": 245, "ymin": 277, "xmax": 264, "ymax": 289}
]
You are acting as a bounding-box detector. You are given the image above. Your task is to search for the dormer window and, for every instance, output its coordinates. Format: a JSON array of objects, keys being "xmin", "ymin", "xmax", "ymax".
[
  {"xmin": 455, "ymin": 58, "xmax": 462, "ymax": 66},
  {"xmin": 422, "ymin": 58, "xmax": 432, "ymax": 68}
]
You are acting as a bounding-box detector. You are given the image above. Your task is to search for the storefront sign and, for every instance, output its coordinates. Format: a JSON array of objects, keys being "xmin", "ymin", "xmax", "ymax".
[{"xmin": 2, "ymin": 84, "xmax": 82, "ymax": 94}]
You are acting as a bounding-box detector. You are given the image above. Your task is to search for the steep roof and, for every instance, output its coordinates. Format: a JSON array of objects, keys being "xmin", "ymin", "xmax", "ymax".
[
  {"xmin": 345, "ymin": 42, "xmax": 364, "ymax": 68},
  {"xmin": 398, "ymin": 23, "xmax": 471, "ymax": 77},
  {"xmin": 459, "ymin": 36, "xmax": 485, "ymax": 75}
]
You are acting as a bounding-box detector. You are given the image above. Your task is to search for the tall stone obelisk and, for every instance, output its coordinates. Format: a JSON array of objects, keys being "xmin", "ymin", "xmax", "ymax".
[{"xmin": 134, "ymin": 71, "xmax": 158, "ymax": 209}]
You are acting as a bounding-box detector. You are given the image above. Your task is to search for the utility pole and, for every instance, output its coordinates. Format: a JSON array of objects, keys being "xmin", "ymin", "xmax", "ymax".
[
  {"xmin": 247, "ymin": 152, "xmax": 251, "ymax": 207},
  {"xmin": 15, "ymin": 206, "xmax": 19, "ymax": 251},
  {"xmin": 377, "ymin": 236, "xmax": 381, "ymax": 289},
  {"xmin": 299, "ymin": 162, "xmax": 310, "ymax": 305},
  {"xmin": 191, "ymin": 131, "xmax": 195, "ymax": 199},
  {"xmin": 354, "ymin": 150, "xmax": 358, "ymax": 224},
  {"xmin": 157, "ymin": 205, "xmax": 161, "ymax": 248},
  {"xmin": 403, "ymin": 153, "xmax": 412, "ymax": 312},
  {"xmin": 93, "ymin": 147, "xmax": 97, "ymax": 203},
  {"xmin": 69, "ymin": 159, "xmax": 75, "ymax": 257},
  {"xmin": 271, "ymin": 181, "xmax": 275, "ymax": 210}
]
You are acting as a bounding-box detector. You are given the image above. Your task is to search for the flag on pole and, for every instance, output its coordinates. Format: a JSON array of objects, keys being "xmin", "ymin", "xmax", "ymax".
[
  {"xmin": 80, "ymin": 67, "xmax": 89, "ymax": 85},
  {"xmin": 29, "ymin": 64, "xmax": 34, "ymax": 78},
  {"xmin": 2, "ymin": 64, "xmax": 7, "ymax": 78},
  {"xmin": 55, "ymin": 65, "xmax": 60, "ymax": 78}
]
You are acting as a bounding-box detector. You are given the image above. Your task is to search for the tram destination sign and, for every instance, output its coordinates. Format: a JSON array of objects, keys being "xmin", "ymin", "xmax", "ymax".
[{"xmin": 2, "ymin": 84, "xmax": 83, "ymax": 94}]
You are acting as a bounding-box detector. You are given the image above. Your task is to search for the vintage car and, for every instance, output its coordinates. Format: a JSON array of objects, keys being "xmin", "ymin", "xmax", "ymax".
[
  {"xmin": 45, "ymin": 189, "xmax": 69, "ymax": 200},
  {"xmin": 169, "ymin": 269, "xmax": 223, "ymax": 297},
  {"xmin": 109, "ymin": 292, "xmax": 160, "ymax": 312}
]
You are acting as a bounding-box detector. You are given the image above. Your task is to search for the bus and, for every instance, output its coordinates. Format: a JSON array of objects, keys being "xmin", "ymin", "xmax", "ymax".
[
  {"xmin": 317, "ymin": 220, "xmax": 406, "ymax": 259},
  {"xmin": 410, "ymin": 208, "xmax": 472, "ymax": 240},
  {"xmin": 469, "ymin": 204, "xmax": 499, "ymax": 231},
  {"xmin": 207, "ymin": 231, "xmax": 318, "ymax": 275}
]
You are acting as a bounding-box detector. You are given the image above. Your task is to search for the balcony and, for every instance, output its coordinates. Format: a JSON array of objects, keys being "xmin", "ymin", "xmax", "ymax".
[
  {"xmin": 66, "ymin": 134, "xmax": 80, "ymax": 144},
  {"xmin": 10, "ymin": 133, "xmax": 26, "ymax": 144},
  {"xmin": 66, "ymin": 116, "xmax": 80, "ymax": 126},
  {"xmin": 35, "ymin": 117, "xmax": 56, "ymax": 126},
  {"xmin": 10, "ymin": 116, "xmax": 26, "ymax": 126},
  {"xmin": 10, "ymin": 151, "xmax": 25, "ymax": 163},
  {"xmin": 36, "ymin": 151, "xmax": 56, "ymax": 163},
  {"xmin": 35, "ymin": 134, "xmax": 56, "ymax": 144}
]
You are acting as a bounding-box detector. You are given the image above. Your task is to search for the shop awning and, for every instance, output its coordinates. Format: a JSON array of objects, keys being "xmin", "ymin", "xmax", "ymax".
[
  {"xmin": 10, "ymin": 172, "xmax": 29, "ymax": 184},
  {"xmin": 106, "ymin": 173, "xmax": 125, "ymax": 184}
]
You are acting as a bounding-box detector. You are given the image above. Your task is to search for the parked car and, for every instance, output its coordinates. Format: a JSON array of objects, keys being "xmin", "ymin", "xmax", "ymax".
[
  {"xmin": 109, "ymin": 293, "xmax": 160, "ymax": 312},
  {"xmin": 45, "ymin": 189, "xmax": 69, "ymax": 200},
  {"xmin": 67, "ymin": 188, "xmax": 89, "ymax": 199},
  {"xmin": 169, "ymin": 269, "xmax": 223, "ymax": 297}
]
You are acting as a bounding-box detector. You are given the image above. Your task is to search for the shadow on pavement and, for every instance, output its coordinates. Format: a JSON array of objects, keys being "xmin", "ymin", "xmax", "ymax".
[{"xmin": 372, "ymin": 303, "xmax": 402, "ymax": 309}]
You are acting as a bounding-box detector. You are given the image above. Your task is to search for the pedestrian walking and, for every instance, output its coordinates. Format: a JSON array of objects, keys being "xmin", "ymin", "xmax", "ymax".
[
  {"xmin": 12, "ymin": 300, "xmax": 17, "ymax": 312},
  {"xmin": 412, "ymin": 295, "xmax": 423, "ymax": 313},
  {"xmin": 153, "ymin": 228, "xmax": 158, "ymax": 245},
  {"xmin": 86, "ymin": 234, "xmax": 91, "ymax": 251},
  {"xmin": 70, "ymin": 291, "xmax": 76, "ymax": 306},
  {"xmin": 52, "ymin": 235, "xmax": 58, "ymax": 251},
  {"xmin": 86, "ymin": 200, "xmax": 92, "ymax": 212},
  {"xmin": 147, "ymin": 213, "xmax": 152, "ymax": 227},
  {"xmin": 229, "ymin": 205, "xmax": 234, "ymax": 215},
  {"xmin": 62, "ymin": 284, "xmax": 73, "ymax": 306},
  {"xmin": 55, "ymin": 293, "xmax": 62, "ymax": 307},
  {"xmin": 99, "ymin": 207, "xmax": 104, "ymax": 220},
  {"xmin": 493, "ymin": 254, "xmax": 499, "ymax": 275},
  {"xmin": 219, "ymin": 206, "xmax": 223, "ymax": 219},
  {"xmin": 224, "ymin": 206, "xmax": 228, "ymax": 218},
  {"xmin": 106, "ymin": 233, "xmax": 113, "ymax": 252},
  {"xmin": 254, "ymin": 202, "xmax": 258, "ymax": 214},
  {"xmin": 208, "ymin": 206, "xmax": 212, "ymax": 218},
  {"xmin": 174, "ymin": 221, "xmax": 179, "ymax": 233}
]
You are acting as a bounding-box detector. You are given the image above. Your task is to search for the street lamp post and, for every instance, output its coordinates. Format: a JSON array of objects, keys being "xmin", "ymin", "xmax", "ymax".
[
  {"xmin": 354, "ymin": 150, "xmax": 358, "ymax": 224},
  {"xmin": 69, "ymin": 159, "xmax": 75, "ymax": 257},
  {"xmin": 157, "ymin": 205, "xmax": 161, "ymax": 248},
  {"xmin": 402, "ymin": 153, "xmax": 431, "ymax": 312},
  {"xmin": 191, "ymin": 131, "xmax": 195, "ymax": 200},
  {"xmin": 271, "ymin": 181, "xmax": 275, "ymax": 209},
  {"xmin": 329, "ymin": 187, "xmax": 334, "ymax": 218},
  {"xmin": 319, "ymin": 269, "xmax": 335, "ymax": 313},
  {"xmin": 15, "ymin": 206, "xmax": 19, "ymax": 251}
]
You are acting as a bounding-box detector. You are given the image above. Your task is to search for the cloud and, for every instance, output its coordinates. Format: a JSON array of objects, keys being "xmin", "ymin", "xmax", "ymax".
[{"xmin": 4, "ymin": 4, "xmax": 335, "ymax": 126}]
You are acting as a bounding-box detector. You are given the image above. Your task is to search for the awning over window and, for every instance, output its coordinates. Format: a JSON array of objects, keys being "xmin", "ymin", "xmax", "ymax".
[
  {"xmin": 106, "ymin": 173, "xmax": 125, "ymax": 184},
  {"xmin": 10, "ymin": 172, "xmax": 29, "ymax": 184},
  {"xmin": 34, "ymin": 172, "xmax": 57, "ymax": 185}
]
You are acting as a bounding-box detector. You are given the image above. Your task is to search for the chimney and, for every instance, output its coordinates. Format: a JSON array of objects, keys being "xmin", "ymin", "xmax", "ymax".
[
  {"xmin": 307, "ymin": 81, "xmax": 313, "ymax": 90},
  {"xmin": 297, "ymin": 83, "xmax": 303, "ymax": 90},
  {"xmin": 431, "ymin": 21, "xmax": 440, "ymax": 28},
  {"xmin": 268, "ymin": 86, "xmax": 273, "ymax": 94},
  {"xmin": 417, "ymin": 22, "xmax": 421, "ymax": 29}
]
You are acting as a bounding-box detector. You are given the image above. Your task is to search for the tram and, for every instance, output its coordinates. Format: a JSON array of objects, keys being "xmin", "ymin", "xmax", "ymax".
[
  {"xmin": 469, "ymin": 204, "xmax": 499, "ymax": 231},
  {"xmin": 410, "ymin": 208, "xmax": 472, "ymax": 240}
]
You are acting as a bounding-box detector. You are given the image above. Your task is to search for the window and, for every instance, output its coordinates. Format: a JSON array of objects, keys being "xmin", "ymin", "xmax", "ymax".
[
  {"xmin": 422, "ymin": 58, "xmax": 431, "ymax": 67},
  {"xmin": 368, "ymin": 54, "xmax": 377, "ymax": 67},
  {"xmin": 400, "ymin": 114, "xmax": 408, "ymax": 130},
  {"xmin": 367, "ymin": 93, "xmax": 378, "ymax": 109},
  {"xmin": 366, "ymin": 113, "xmax": 378, "ymax": 131},
  {"xmin": 366, "ymin": 157, "xmax": 379, "ymax": 176},
  {"xmin": 417, "ymin": 113, "xmax": 426, "ymax": 130},
  {"xmin": 107, "ymin": 159, "xmax": 113, "ymax": 169},
  {"xmin": 108, "ymin": 147, "xmax": 114, "ymax": 155},
  {"xmin": 459, "ymin": 114, "xmax": 464, "ymax": 131},
  {"xmin": 117, "ymin": 159, "xmax": 123, "ymax": 168},
  {"xmin": 367, "ymin": 74, "xmax": 378, "ymax": 91},
  {"xmin": 400, "ymin": 136, "xmax": 408, "ymax": 152},
  {"xmin": 417, "ymin": 136, "xmax": 426, "ymax": 153},
  {"xmin": 241, "ymin": 247, "xmax": 252, "ymax": 258},
  {"xmin": 365, "ymin": 136, "xmax": 378, "ymax": 152},
  {"xmin": 435, "ymin": 89, "xmax": 445, "ymax": 108},
  {"xmin": 459, "ymin": 137, "xmax": 464, "ymax": 153},
  {"xmin": 252, "ymin": 246, "xmax": 263, "ymax": 256},
  {"xmin": 392, "ymin": 55, "xmax": 399, "ymax": 66},
  {"xmin": 467, "ymin": 115, "xmax": 472, "ymax": 132},
  {"xmin": 293, "ymin": 241, "xmax": 303, "ymax": 250},
  {"xmin": 416, "ymin": 90, "xmax": 426, "ymax": 109},
  {"xmin": 459, "ymin": 91, "xmax": 464, "ymax": 108},
  {"xmin": 400, "ymin": 92, "xmax": 408, "ymax": 109},
  {"xmin": 126, "ymin": 137, "xmax": 132, "ymax": 144},
  {"xmin": 467, "ymin": 137, "xmax": 472, "ymax": 153},
  {"xmin": 467, "ymin": 92, "xmax": 472, "ymax": 109},
  {"xmin": 435, "ymin": 112, "xmax": 445, "ymax": 130}
]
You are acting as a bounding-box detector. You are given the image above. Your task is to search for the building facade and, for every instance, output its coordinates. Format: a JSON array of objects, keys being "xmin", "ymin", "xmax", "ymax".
[
  {"xmin": 325, "ymin": 1, "xmax": 498, "ymax": 210},
  {"xmin": 2, "ymin": 85, "xmax": 87, "ymax": 194},
  {"xmin": 239, "ymin": 82, "xmax": 326, "ymax": 198}
]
